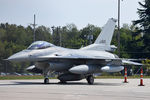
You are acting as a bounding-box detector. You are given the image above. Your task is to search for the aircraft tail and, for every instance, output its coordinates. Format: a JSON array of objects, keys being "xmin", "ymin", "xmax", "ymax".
[
  {"xmin": 94, "ymin": 18, "xmax": 117, "ymax": 45},
  {"xmin": 80, "ymin": 18, "xmax": 117, "ymax": 51}
]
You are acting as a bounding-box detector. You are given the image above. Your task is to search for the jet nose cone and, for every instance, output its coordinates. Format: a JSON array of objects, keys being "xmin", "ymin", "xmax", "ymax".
[
  {"xmin": 7, "ymin": 55, "xmax": 17, "ymax": 61},
  {"xmin": 7, "ymin": 51, "xmax": 29, "ymax": 62},
  {"xmin": 7, "ymin": 54, "xmax": 23, "ymax": 62}
]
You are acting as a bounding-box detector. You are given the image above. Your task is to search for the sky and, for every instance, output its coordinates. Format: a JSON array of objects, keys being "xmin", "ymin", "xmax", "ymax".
[{"xmin": 0, "ymin": 0, "xmax": 142, "ymax": 29}]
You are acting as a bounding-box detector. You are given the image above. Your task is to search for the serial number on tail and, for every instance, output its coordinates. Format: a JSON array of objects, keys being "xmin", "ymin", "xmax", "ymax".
[{"xmin": 99, "ymin": 40, "xmax": 106, "ymax": 43}]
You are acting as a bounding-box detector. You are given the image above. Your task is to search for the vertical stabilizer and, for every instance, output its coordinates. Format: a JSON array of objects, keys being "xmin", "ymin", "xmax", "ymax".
[
  {"xmin": 80, "ymin": 18, "xmax": 117, "ymax": 51},
  {"xmin": 94, "ymin": 18, "xmax": 117, "ymax": 45}
]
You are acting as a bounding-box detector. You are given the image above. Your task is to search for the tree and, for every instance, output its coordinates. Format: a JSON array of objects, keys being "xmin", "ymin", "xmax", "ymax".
[
  {"xmin": 133, "ymin": 0, "xmax": 150, "ymax": 58},
  {"xmin": 80, "ymin": 24, "xmax": 101, "ymax": 46},
  {"xmin": 134, "ymin": 0, "xmax": 150, "ymax": 34},
  {"xmin": 35, "ymin": 26, "xmax": 52, "ymax": 42}
]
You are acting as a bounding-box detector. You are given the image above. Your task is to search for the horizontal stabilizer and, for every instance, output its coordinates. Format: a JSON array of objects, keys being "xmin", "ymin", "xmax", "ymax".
[{"xmin": 122, "ymin": 59, "xmax": 143, "ymax": 66}]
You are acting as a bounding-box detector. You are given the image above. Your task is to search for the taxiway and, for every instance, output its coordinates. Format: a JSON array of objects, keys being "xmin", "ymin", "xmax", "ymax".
[{"xmin": 0, "ymin": 79, "xmax": 150, "ymax": 100}]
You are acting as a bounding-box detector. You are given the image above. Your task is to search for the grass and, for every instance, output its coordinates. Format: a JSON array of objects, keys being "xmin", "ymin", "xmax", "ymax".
[
  {"xmin": 0, "ymin": 75, "xmax": 150, "ymax": 80},
  {"xmin": 0, "ymin": 75, "xmax": 44, "ymax": 80}
]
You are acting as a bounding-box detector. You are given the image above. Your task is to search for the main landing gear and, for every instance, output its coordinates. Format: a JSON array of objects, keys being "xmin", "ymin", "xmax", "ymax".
[
  {"xmin": 86, "ymin": 75, "xmax": 94, "ymax": 85},
  {"xmin": 44, "ymin": 77, "xmax": 49, "ymax": 84}
]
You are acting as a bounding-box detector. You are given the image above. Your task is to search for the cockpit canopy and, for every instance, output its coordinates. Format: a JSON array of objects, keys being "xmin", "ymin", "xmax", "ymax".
[{"xmin": 27, "ymin": 41, "xmax": 54, "ymax": 50}]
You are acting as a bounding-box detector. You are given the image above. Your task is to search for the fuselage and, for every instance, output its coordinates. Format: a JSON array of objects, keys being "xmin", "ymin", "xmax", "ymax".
[{"xmin": 8, "ymin": 45, "xmax": 117, "ymax": 62}]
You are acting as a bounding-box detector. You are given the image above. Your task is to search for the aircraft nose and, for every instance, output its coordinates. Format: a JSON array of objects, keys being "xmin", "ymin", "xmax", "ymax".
[{"xmin": 7, "ymin": 51, "xmax": 29, "ymax": 62}]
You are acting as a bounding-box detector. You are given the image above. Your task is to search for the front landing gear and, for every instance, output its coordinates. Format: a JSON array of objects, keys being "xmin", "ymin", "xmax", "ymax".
[
  {"xmin": 43, "ymin": 66, "xmax": 50, "ymax": 84},
  {"xmin": 44, "ymin": 78, "xmax": 49, "ymax": 84},
  {"xmin": 86, "ymin": 75, "xmax": 94, "ymax": 85}
]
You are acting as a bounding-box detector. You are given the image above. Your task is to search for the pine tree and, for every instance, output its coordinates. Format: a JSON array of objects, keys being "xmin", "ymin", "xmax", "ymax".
[{"xmin": 133, "ymin": 0, "xmax": 150, "ymax": 58}]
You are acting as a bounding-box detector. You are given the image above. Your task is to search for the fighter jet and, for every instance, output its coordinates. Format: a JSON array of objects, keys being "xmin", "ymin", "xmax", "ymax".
[{"xmin": 7, "ymin": 18, "xmax": 142, "ymax": 84}]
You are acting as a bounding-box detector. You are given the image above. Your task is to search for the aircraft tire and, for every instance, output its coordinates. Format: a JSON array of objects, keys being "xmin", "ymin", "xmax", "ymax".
[
  {"xmin": 86, "ymin": 75, "xmax": 94, "ymax": 85},
  {"xmin": 44, "ymin": 78, "xmax": 49, "ymax": 84}
]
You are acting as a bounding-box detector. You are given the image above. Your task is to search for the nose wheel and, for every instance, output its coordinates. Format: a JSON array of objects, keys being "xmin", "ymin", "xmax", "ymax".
[
  {"xmin": 43, "ymin": 66, "xmax": 50, "ymax": 84},
  {"xmin": 86, "ymin": 75, "xmax": 94, "ymax": 85},
  {"xmin": 44, "ymin": 78, "xmax": 49, "ymax": 84}
]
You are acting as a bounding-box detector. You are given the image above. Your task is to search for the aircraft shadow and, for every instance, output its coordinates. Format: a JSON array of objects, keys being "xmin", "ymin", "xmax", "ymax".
[{"xmin": 0, "ymin": 81, "xmax": 122, "ymax": 86}]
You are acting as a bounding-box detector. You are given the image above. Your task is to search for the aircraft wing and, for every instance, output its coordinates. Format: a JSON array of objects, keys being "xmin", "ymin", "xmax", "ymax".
[
  {"xmin": 38, "ymin": 51, "xmax": 143, "ymax": 66},
  {"xmin": 37, "ymin": 51, "xmax": 123, "ymax": 66},
  {"xmin": 122, "ymin": 59, "xmax": 143, "ymax": 66}
]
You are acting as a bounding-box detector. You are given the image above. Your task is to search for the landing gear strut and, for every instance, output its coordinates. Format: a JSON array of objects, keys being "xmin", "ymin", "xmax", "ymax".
[
  {"xmin": 86, "ymin": 75, "xmax": 94, "ymax": 85},
  {"xmin": 43, "ymin": 67, "xmax": 50, "ymax": 84}
]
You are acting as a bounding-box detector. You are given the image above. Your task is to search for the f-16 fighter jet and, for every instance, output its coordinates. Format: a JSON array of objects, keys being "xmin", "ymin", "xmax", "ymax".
[{"xmin": 7, "ymin": 18, "xmax": 142, "ymax": 84}]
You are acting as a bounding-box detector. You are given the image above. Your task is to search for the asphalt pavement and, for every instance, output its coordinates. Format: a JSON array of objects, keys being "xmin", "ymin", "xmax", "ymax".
[{"xmin": 0, "ymin": 79, "xmax": 150, "ymax": 100}]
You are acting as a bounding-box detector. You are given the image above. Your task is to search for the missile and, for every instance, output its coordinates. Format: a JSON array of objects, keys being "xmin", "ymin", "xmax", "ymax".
[
  {"xmin": 101, "ymin": 66, "xmax": 124, "ymax": 72},
  {"xmin": 26, "ymin": 65, "xmax": 42, "ymax": 73}
]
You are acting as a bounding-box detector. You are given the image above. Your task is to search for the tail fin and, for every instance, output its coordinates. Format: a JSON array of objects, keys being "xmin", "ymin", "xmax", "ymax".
[
  {"xmin": 94, "ymin": 18, "xmax": 117, "ymax": 45},
  {"xmin": 80, "ymin": 18, "xmax": 117, "ymax": 51}
]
